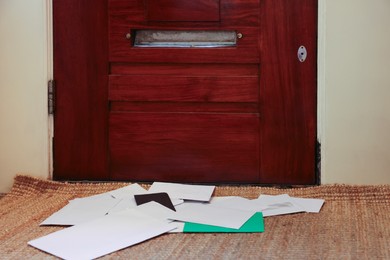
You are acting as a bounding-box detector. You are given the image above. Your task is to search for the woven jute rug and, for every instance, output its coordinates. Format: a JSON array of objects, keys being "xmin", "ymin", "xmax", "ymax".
[{"xmin": 1, "ymin": 175, "xmax": 389, "ymax": 259}]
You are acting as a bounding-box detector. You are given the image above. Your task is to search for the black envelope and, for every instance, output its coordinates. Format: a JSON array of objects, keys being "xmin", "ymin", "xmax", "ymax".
[{"xmin": 134, "ymin": 192, "xmax": 176, "ymax": 211}]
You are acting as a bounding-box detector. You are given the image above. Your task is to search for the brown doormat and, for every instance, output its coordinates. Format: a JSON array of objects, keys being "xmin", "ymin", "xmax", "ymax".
[{"xmin": 1, "ymin": 175, "xmax": 389, "ymax": 259}]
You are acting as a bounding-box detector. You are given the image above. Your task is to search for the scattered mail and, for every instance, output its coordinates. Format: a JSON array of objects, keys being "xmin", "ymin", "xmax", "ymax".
[{"xmin": 31, "ymin": 182, "xmax": 325, "ymax": 259}]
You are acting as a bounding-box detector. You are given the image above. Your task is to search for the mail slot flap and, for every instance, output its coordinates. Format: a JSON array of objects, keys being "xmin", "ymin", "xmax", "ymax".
[
  {"xmin": 146, "ymin": 0, "xmax": 220, "ymax": 22},
  {"xmin": 110, "ymin": 28, "xmax": 259, "ymax": 63}
]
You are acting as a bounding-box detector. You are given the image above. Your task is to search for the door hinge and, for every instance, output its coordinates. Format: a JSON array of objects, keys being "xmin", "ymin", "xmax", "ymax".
[{"xmin": 48, "ymin": 80, "xmax": 56, "ymax": 115}]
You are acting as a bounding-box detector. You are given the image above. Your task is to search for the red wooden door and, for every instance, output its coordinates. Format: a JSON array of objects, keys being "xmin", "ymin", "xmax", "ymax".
[{"xmin": 53, "ymin": 0, "xmax": 317, "ymax": 185}]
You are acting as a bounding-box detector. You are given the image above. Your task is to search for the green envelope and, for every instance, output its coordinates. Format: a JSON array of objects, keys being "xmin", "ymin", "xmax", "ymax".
[{"xmin": 183, "ymin": 212, "xmax": 264, "ymax": 233}]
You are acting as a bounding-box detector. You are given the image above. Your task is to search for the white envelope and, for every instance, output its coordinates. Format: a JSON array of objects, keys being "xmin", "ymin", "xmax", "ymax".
[
  {"xmin": 106, "ymin": 197, "xmax": 138, "ymax": 214},
  {"xmin": 149, "ymin": 182, "xmax": 215, "ymax": 202},
  {"xmin": 210, "ymin": 196, "xmax": 268, "ymax": 212},
  {"xmin": 41, "ymin": 184, "xmax": 148, "ymax": 225},
  {"xmin": 167, "ymin": 203, "xmax": 255, "ymax": 229},
  {"xmin": 108, "ymin": 187, "xmax": 184, "ymax": 214},
  {"xmin": 40, "ymin": 193, "xmax": 120, "ymax": 226},
  {"xmin": 136, "ymin": 201, "xmax": 175, "ymax": 221},
  {"xmin": 254, "ymin": 194, "xmax": 324, "ymax": 217},
  {"xmin": 254, "ymin": 194, "xmax": 304, "ymax": 217},
  {"xmin": 133, "ymin": 201, "xmax": 185, "ymax": 233},
  {"xmin": 108, "ymin": 183, "xmax": 149, "ymax": 199},
  {"xmin": 29, "ymin": 208, "xmax": 177, "ymax": 260},
  {"xmin": 289, "ymin": 197, "xmax": 325, "ymax": 213}
]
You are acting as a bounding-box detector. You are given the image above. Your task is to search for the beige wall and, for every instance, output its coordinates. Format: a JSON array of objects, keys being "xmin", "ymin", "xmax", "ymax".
[
  {"xmin": 0, "ymin": 0, "xmax": 50, "ymax": 192},
  {"xmin": 321, "ymin": 0, "xmax": 390, "ymax": 184},
  {"xmin": 0, "ymin": 0, "xmax": 389, "ymax": 192}
]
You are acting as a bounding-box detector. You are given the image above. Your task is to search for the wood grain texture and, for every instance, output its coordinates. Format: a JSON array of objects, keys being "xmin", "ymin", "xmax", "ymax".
[
  {"xmin": 146, "ymin": 0, "xmax": 220, "ymax": 22},
  {"xmin": 110, "ymin": 102, "xmax": 259, "ymax": 113},
  {"xmin": 109, "ymin": 75, "xmax": 258, "ymax": 102},
  {"xmin": 108, "ymin": 0, "xmax": 260, "ymax": 63},
  {"xmin": 108, "ymin": 0, "xmax": 259, "ymax": 26},
  {"xmin": 259, "ymin": 0, "xmax": 317, "ymax": 184},
  {"xmin": 110, "ymin": 63, "xmax": 259, "ymax": 76},
  {"xmin": 53, "ymin": 0, "xmax": 109, "ymax": 180},
  {"xmin": 109, "ymin": 112, "xmax": 260, "ymax": 182},
  {"xmin": 109, "ymin": 63, "xmax": 259, "ymax": 111},
  {"xmin": 53, "ymin": 0, "xmax": 317, "ymax": 185}
]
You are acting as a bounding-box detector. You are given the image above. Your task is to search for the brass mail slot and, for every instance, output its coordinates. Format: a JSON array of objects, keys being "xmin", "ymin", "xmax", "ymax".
[{"xmin": 133, "ymin": 30, "xmax": 237, "ymax": 48}]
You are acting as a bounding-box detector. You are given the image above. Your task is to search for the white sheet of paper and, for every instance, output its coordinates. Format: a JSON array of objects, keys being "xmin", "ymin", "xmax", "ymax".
[
  {"xmin": 171, "ymin": 198, "xmax": 185, "ymax": 206},
  {"xmin": 169, "ymin": 222, "xmax": 185, "ymax": 233},
  {"xmin": 71, "ymin": 192, "xmax": 113, "ymax": 201},
  {"xmin": 40, "ymin": 193, "xmax": 120, "ymax": 226},
  {"xmin": 116, "ymin": 201, "xmax": 185, "ymax": 232},
  {"xmin": 108, "ymin": 183, "xmax": 149, "ymax": 199},
  {"xmin": 289, "ymin": 197, "xmax": 325, "ymax": 213},
  {"xmin": 29, "ymin": 209, "xmax": 177, "ymax": 260},
  {"xmin": 167, "ymin": 203, "xmax": 255, "ymax": 229},
  {"xmin": 108, "ymin": 189, "xmax": 184, "ymax": 214},
  {"xmin": 210, "ymin": 196, "xmax": 268, "ymax": 212},
  {"xmin": 175, "ymin": 200, "xmax": 207, "ymax": 208},
  {"xmin": 107, "ymin": 197, "xmax": 138, "ymax": 213},
  {"xmin": 255, "ymin": 194, "xmax": 325, "ymax": 215},
  {"xmin": 136, "ymin": 201, "xmax": 175, "ymax": 221},
  {"xmin": 209, "ymin": 196, "xmax": 242, "ymax": 204},
  {"xmin": 149, "ymin": 182, "xmax": 215, "ymax": 202},
  {"xmin": 254, "ymin": 194, "xmax": 305, "ymax": 217}
]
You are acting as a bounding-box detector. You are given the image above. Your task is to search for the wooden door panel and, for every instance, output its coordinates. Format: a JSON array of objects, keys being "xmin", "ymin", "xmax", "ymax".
[
  {"xmin": 109, "ymin": 113, "xmax": 260, "ymax": 182},
  {"xmin": 110, "ymin": 63, "xmax": 259, "ymax": 76},
  {"xmin": 108, "ymin": 0, "xmax": 260, "ymax": 26},
  {"xmin": 53, "ymin": 0, "xmax": 317, "ymax": 185},
  {"xmin": 109, "ymin": 75, "xmax": 258, "ymax": 102},
  {"xmin": 53, "ymin": 0, "xmax": 109, "ymax": 180},
  {"xmin": 259, "ymin": 0, "xmax": 317, "ymax": 184},
  {"xmin": 110, "ymin": 102, "xmax": 259, "ymax": 114},
  {"xmin": 146, "ymin": 0, "xmax": 220, "ymax": 22}
]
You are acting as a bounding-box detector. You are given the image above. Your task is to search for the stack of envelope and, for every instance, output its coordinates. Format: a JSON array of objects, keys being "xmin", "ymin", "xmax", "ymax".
[{"xmin": 28, "ymin": 182, "xmax": 324, "ymax": 259}]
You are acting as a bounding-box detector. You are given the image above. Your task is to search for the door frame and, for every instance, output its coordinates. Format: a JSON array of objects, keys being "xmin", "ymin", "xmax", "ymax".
[{"xmin": 46, "ymin": 0, "xmax": 54, "ymax": 180}]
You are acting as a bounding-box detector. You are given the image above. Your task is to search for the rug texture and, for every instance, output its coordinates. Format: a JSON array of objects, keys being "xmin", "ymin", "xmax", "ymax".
[{"xmin": 0, "ymin": 175, "xmax": 389, "ymax": 259}]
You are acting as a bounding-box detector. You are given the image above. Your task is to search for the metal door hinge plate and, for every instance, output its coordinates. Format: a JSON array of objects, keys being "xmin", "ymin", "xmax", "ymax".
[{"xmin": 48, "ymin": 80, "xmax": 55, "ymax": 115}]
